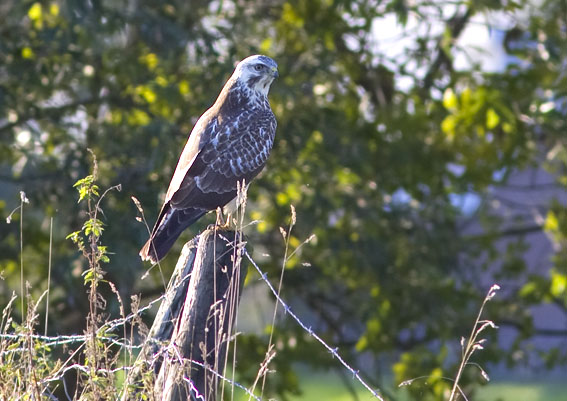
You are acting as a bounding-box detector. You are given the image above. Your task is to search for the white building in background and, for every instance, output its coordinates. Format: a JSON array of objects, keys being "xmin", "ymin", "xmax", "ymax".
[
  {"xmin": 459, "ymin": 161, "xmax": 567, "ymax": 377},
  {"xmin": 373, "ymin": 4, "xmax": 567, "ymax": 376}
]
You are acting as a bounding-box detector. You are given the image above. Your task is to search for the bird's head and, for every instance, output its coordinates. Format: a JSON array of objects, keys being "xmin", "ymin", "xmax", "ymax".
[{"xmin": 233, "ymin": 55, "xmax": 278, "ymax": 96}]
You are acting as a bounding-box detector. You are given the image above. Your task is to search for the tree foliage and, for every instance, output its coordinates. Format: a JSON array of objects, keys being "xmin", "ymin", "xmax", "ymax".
[{"xmin": 0, "ymin": 0, "xmax": 566, "ymax": 399}]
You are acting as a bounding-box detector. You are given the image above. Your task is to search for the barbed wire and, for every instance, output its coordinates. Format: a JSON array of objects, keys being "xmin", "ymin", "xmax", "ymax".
[
  {"xmin": 1, "ymin": 237, "xmax": 383, "ymax": 401},
  {"xmin": 243, "ymin": 249, "xmax": 385, "ymax": 401},
  {"xmin": 171, "ymin": 347, "xmax": 262, "ymax": 401},
  {"xmin": 0, "ymin": 332, "xmax": 139, "ymax": 355},
  {"xmin": 0, "ymin": 265, "xmax": 197, "ymax": 358}
]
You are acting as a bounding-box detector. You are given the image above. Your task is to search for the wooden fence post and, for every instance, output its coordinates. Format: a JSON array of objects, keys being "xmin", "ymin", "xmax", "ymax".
[{"xmin": 122, "ymin": 228, "xmax": 247, "ymax": 401}]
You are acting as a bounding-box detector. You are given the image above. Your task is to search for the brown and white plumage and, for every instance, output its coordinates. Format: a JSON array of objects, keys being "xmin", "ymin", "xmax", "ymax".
[{"xmin": 140, "ymin": 55, "xmax": 278, "ymax": 263}]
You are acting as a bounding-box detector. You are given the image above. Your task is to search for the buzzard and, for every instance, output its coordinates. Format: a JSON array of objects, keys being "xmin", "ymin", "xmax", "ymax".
[{"xmin": 140, "ymin": 55, "xmax": 278, "ymax": 263}]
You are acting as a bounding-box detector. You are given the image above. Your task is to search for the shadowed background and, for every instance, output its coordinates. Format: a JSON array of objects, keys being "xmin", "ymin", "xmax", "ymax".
[{"xmin": 0, "ymin": 0, "xmax": 566, "ymax": 399}]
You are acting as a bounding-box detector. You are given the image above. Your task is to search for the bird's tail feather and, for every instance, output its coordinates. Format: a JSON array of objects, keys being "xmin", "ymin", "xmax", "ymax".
[{"xmin": 139, "ymin": 207, "xmax": 206, "ymax": 263}]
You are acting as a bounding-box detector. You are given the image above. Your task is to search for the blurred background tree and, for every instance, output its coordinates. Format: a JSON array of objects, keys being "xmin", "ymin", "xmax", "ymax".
[{"xmin": 0, "ymin": 0, "xmax": 565, "ymax": 399}]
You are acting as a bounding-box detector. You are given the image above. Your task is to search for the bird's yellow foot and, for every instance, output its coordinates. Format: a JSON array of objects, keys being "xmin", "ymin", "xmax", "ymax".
[{"xmin": 209, "ymin": 208, "xmax": 233, "ymax": 231}]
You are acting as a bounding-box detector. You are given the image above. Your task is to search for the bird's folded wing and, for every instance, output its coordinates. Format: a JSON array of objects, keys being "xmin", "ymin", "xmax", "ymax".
[
  {"xmin": 164, "ymin": 112, "xmax": 218, "ymax": 203},
  {"xmin": 169, "ymin": 109, "xmax": 275, "ymax": 209}
]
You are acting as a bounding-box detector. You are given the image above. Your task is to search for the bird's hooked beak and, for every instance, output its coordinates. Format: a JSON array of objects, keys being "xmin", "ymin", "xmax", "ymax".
[{"xmin": 270, "ymin": 66, "xmax": 279, "ymax": 78}]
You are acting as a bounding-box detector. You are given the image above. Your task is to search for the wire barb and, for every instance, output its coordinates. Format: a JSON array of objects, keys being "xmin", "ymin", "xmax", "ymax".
[{"xmin": 244, "ymin": 249, "xmax": 385, "ymax": 401}]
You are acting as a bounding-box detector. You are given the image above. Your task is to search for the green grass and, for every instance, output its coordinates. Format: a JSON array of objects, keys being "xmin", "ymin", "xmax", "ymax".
[
  {"xmin": 288, "ymin": 370, "xmax": 385, "ymax": 401},
  {"xmin": 232, "ymin": 370, "xmax": 567, "ymax": 401},
  {"xmin": 476, "ymin": 380, "xmax": 567, "ymax": 401}
]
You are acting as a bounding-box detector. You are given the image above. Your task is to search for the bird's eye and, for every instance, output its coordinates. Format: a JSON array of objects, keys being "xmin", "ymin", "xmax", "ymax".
[{"xmin": 254, "ymin": 64, "xmax": 264, "ymax": 71}]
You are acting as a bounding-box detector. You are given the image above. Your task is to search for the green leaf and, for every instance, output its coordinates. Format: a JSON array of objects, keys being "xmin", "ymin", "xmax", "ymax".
[
  {"xmin": 178, "ymin": 80, "xmax": 190, "ymax": 95},
  {"xmin": 65, "ymin": 231, "xmax": 80, "ymax": 241},
  {"xmin": 443, "ymin": 88, "xmax": 458, "ymax": 109},
  {"xmin": 441, "ymin": 115, "xmax": 457, "ymax": 138},
  {"xmin": 49, "ymin": 3, "xmax": 59, "ymax": 16},
  {"xmin": 139, "ymin": 53, "xmax": 159, "ymax": 70},
  {"xmin": 83, "ymin": 270, "xmax": 93, "ymax": 282},
  {"xmin": 73, "ymin": 175, "xmax": 93, "ymax": 188},
  {"xmin": 550, "ymin": 271, "xmax": 566, "ymax": 298},
  {"xmin": 128, "ymin": 109, "xmax": 151, "ymax": 126},
  {"xmin": 91, "ymin": 184, "xmax": 100, "ymax": 197},
  {"xmin": 486, "ymin": 108, "xmax": 500, "ymax": 129},
  {"xmin": 21, "ymin": 47, "xmax": 35, "ymax": 59},
  {"xmin": 544, "ymin": 210, "xmax": 559, "ymax": 232},
  {"xmin": 83, "ymin": 218, "xmax": 104, "ymax": 237},
  {"xmin": 28, "ymin": 3, "xmax": 42, "ymax": 21}
]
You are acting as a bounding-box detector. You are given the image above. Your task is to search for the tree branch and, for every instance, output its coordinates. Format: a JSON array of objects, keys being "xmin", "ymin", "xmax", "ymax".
[{"xmin": 420, "ymin": 6, "xmax": 474, "ymax": 96}]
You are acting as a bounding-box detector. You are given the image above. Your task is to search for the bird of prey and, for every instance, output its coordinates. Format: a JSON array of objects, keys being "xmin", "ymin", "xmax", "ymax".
[{"xmin": 139, "ymin": 55, "xmax": 278, "ymax": 263}]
